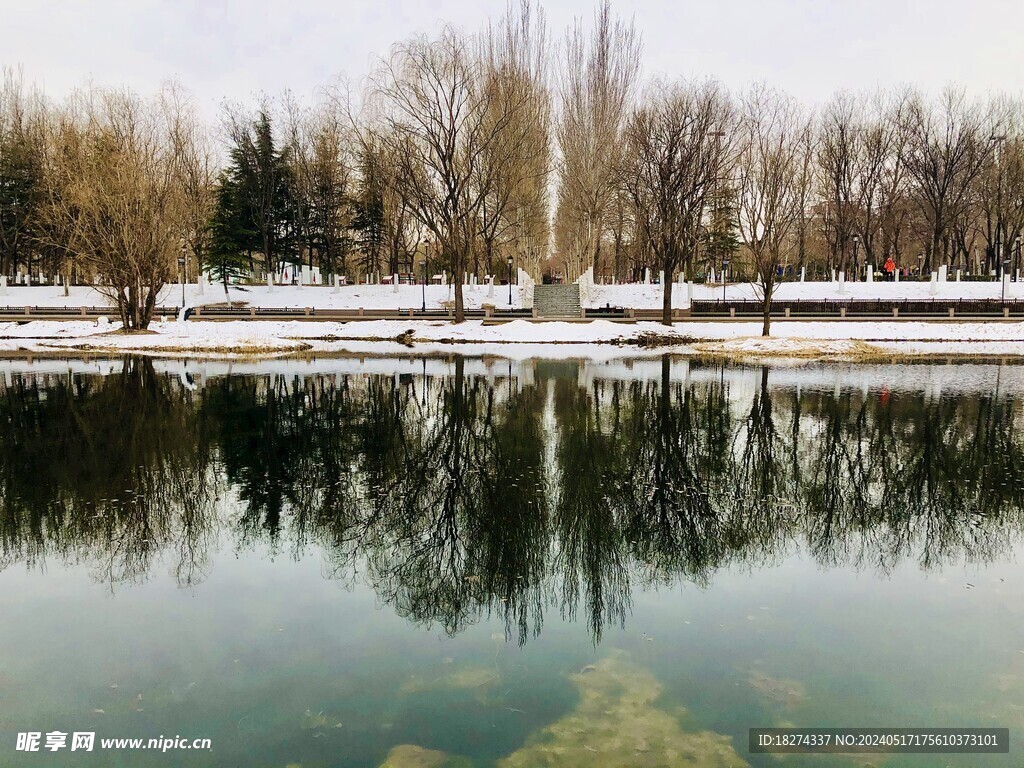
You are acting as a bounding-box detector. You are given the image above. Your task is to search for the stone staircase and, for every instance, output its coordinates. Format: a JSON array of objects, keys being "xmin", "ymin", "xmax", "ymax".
[{"xmin": 532, "ymin": 283, "xmax": 582, "ymax": 318}]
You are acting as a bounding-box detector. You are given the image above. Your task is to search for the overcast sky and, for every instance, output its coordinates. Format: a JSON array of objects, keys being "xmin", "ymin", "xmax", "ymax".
[{"xmin": 4, "ymin": 0, "xmax": 1024, "ymax": 118}]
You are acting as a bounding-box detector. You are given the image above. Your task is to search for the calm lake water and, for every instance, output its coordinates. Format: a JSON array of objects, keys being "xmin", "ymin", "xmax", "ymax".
[{"xmin": 1, "ymin": 353, "xmax": 1022, "ymax": 767}]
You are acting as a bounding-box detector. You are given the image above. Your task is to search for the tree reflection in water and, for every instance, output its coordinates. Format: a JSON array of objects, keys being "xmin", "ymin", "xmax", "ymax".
[{"xmin": 1, "ymin": 355, "xmax": 1023, "ymax": 643}]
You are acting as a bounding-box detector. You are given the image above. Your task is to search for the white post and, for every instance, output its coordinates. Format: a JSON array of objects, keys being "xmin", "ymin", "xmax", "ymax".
[
  {"xmin": 831, "ymin": 268, "xmax": 837, "ymax": 283},
  {"xmin": 1002, "ymin": 272, "xmax": 1010, "ymax": 298},
  {"xmin": 659, "ymin": 270, "xmax": 665, "ymax": 285},
  {"xmin": 333, "ymin": 274, "xmax": 340, "ymax": 294},
  {"xmin": 956, "ymin": 269, "xmax": 962, "ymax": 282},
  {"xmin": 866, "ymin": 265, "xmax": 874, "ymax": 283},
  {"xmin": 708, "ymin": 268, "xmax": 716, "ymax": 284},
  {"xmin": 267, "ymin": 272, "xmax": 273, "ymax": 292},
  {"xmin": 198, "ymin": 274, "xmax": 205, "ymax": 295},
  {"xmin": 800, "ymin": 267, "xmax": 805, "ymax": 283},
  {"xmin": 644, "ymin": 268, "xmax": 651, "ymax": 285},
  {"xmin": 392, "ymin": 273, "xmax": 399, "ymax": 294},
  {"xmin": 0, "ymin": 276, "xmax": 6, "ymax": 296},
  {"xmin": 686, "ymin": 280, "xmax": 694, "ymax": 305},
  {"xmin": 938, "ymin": 264, "xmax": 948, "ymax": 282},
  {"xmin": 838, "ymin": 271, "xmax": 846, "ymax": 294},
  {"xmin": 487, "ymin": 275, "xmax": 494, "ymax": 298},
  {"xmin": 929, "ymin": 272, "xmax": 938, "ymax": 296},
  {"xmin": 894, "ymin": 268, "xmax": 899, "ymax": 283}
]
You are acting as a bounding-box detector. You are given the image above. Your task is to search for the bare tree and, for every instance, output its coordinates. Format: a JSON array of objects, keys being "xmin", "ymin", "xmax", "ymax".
[
  {"xmin": 163, "ymin": 81, "xmax": 216, "ymax": 290},
  {"xmin": 621, "ymin": 79, "xmax": 733, "ymax": 325},
  {"xmin": 974, "ymin": 95, "xmax": 1024, "ymax": 275},
  {"xmin": 371, "ymin": 27, "xmax": 533, "ymax": 322},
  {"xmin": 737, "ymin": 86, "xmax": 808, "ymax": 336},
  {"xmin": 37, "ymin": 87, "xmax": 188, "ymax": 330},
  {"xmin": 555, "ymin": 0, "xmax": 641, "ymax": 279},
  {"xmin": 817, "ymin": 93, "xmax": 859, "ymax": 274},
  {"xmin": 902, "ymin": 87, "xmax": 990, "ymax": 273},
  {"xmin": 478, "ymin": 0, "xmax": 552, "ymax": 282}
]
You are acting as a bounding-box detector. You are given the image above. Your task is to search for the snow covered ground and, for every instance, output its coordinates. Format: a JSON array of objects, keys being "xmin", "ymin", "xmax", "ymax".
[
  {"xmin": 3, "ymin": 317, "xmax": 1024, "ymax": 359},
  {"xmin": 587, "ymin": 278, "xmax": 1021, "ymax": 308},
  {"xmin": 2, "ymin": 278, "xmax": 1020, "ymax": 312},
  {"xmin": 0, "ymin": 283, "xmax": 526, "ymax": 311}
]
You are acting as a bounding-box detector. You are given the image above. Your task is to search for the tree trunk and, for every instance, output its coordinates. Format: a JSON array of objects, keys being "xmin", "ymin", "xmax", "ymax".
[
  {"xmin": 661, "ymin": 264, "xmax": 674, "ymax": 326},
  {"xmin": 454, "ymin": 278, "xmax": 464, "ymax": 323},
  {"xmin": 761, "ymin": 274, "xmax": 774, "ymax": 337}
]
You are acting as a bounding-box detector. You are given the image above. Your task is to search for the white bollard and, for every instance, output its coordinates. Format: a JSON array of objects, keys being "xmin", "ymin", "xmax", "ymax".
[
  {"xmin": 644, "ymin": 268, "xmax": 651, "ymax": 285},
  {"xmin": 267, "ymin": 273, "xmax": 273, "ymax": 292},
  {"xmin": 687, "ymin": 280, "xmax": 694, "ymax": 304},
  {"xmin": 894, "ymin": 268, "xmax": 899, "ymax": 283},
  {"xmin": 938, "ymin": 264, "xmax": 948, "ymax": 282},
  {"xmin": 800, "ymin": 267, "xmax": 805, "ymax": 283},
  {"xmin": 392, "ymin": 274, "xmax": 399, "ymax": 294},
  {"xmin": 838, "ymin": 271, "xmax": 846, "ymax": 294},
  {"xmin": 1003, "ymin": 272, "xmax": 1010, "ymax": 298},
  {"xmin": 831, "ymin": 268, "xmax": 837, "ymax": 283},
  {"xmin": 956, "ymin": 269, "xmax": 962, "ymax": 282},
  {"xmin": 866, "ymin": 265, "xmax": 874, "ymax": 283},
  {"xmin": 198, "ymin": 274, "xmax": 205, "ymax": 295},
  {"xmin": 659, "ymin": 270, "xmax": 665, "ymax": 285},
  {"xmin": 0, "ymin": 276, "xmax": 6, "ymax": 296},
  {"xmin": 333, "ymin": 274, "xmax": 340, "ymax": 294},
  {"xmin": 487, "ymin": 275, "xmax": 494, "ymax": 298},
  {"xmin": 929, "ymin": 272, "xmax": 938, "ymax": 296},
  {"xmin": 708, "ymin": 268, "xmax": 716, "ymax": 284}
]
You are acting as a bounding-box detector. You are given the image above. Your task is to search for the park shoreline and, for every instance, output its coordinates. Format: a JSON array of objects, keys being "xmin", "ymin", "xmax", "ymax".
[{"xmin": 1, "ymin": 318, "xmax": 1024, "ymax": 361}]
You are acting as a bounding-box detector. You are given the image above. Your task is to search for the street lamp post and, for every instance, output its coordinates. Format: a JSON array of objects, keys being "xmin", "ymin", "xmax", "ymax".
[
  {"xmin": 178, "ymin": 244, "xmax": 186, "ymax": 311},
  {"xmin": 507, "ymin": 257, "xmax": 516, "ymax": 309},
  {"xmin": 420, "ymin": 259, "xmax": 426, "ymax": 313},
  {"xmin": 853, "ymin": 234, "xmax": 860, "ymax": 279},
  {"xmin": 1015, "ymin": 237, "xmax": 1022, "ymax": 281},
  {"xmin": 1004, "ymin": 258, "xmax": 1011, "ymax": 304}
]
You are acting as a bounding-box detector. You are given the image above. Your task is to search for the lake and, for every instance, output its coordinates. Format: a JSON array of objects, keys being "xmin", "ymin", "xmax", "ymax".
[{"xmin": 0, "ymin": 353, "xmax": 1021, "ymax": 767}]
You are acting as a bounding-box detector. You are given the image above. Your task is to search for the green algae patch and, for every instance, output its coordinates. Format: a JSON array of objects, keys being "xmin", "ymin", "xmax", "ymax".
[
  {"xmin": 378, "ymin": 744, "xmax": 471, "ymax": 768},
  {"xmin": 498, "ymin": 652, "xmax": 748, "ymax": 767},
  {"xmin": 746, "ymin": 671, "xmax": 806, "ymax": 709},
  {"xmin": 399, "ymin": 665, "xmax": 499, "ymax": 694}
]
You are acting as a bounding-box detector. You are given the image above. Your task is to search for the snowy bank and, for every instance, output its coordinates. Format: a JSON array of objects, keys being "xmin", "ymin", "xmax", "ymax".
[{"xmin": 3, "ymin": 318, "xmax": 1024, "ymax": 359}]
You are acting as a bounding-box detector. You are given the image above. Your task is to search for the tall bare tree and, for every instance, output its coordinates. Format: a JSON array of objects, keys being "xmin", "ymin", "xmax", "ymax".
[
  {"xmin": 371, "ymin": 27, "xmax": 532, "ymax": 322},
  {"xmin": 37, "ymin": 88, "xmax": 188, "ymax": 329},
  {"xmin": 621, "ymin": 79, "xmax": 733, "ymax": 325},
  {"xmin": 902, "ymin": 87, "xmax": 990, "ymax": 273},
  {"xmin": 555, "ymin": 0, "xmax": 641, "ymax": 279},
  {"xmin": 478, "ymin": 0, "xmax": 552, "ymax": 281},
  {"xmin": 737, "ymin": 86, "xmax": 808, "ymax": 336}
]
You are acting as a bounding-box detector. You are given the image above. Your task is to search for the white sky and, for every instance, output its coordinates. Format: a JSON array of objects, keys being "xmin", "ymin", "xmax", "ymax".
[{"xmin": 4, "ymin": 0, "xmax": 1024, "ymax": 118}]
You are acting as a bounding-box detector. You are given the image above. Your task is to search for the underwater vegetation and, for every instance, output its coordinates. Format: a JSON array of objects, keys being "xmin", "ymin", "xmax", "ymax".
[{"xmin": 495, "ymin": 651, "xmax": 748, "ymax": 767}]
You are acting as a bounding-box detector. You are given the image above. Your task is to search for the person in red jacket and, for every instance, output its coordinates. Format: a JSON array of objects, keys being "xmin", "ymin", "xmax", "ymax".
[{"xmin": 883, "ymin": 256, "xmax": 896, "ymax": 281}]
